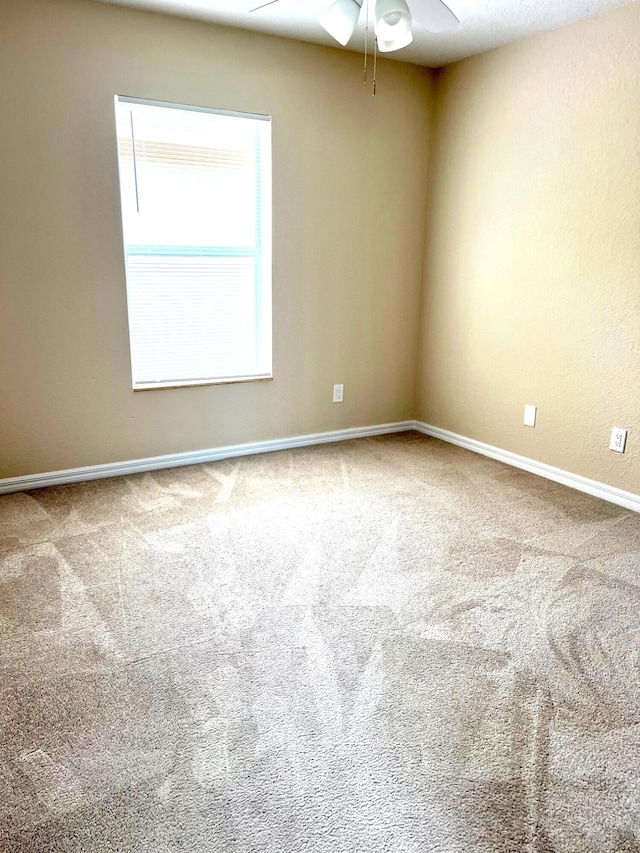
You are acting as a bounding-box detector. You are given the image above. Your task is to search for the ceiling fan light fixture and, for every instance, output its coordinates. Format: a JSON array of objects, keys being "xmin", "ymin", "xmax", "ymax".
[
  {"xmin": 374, "ymin": 0, "xmax": 412, "ymax": 47},
  {"xmin": 376, "ymin": 27, "xmax": 413, "ymax": 52},
  {"xmin": 319, "ymin": 0, "xmax": 362, "ymax": 46}
]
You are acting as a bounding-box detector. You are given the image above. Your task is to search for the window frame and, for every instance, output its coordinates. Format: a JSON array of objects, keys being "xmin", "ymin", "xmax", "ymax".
[{"xmin": 114, "ymin": 95, "xmax": 273, "ymax": 392}]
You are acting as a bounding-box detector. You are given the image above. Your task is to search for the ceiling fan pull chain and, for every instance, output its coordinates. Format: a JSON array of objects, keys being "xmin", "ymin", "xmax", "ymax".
[
  {"xmin": 373, "ymin": 35, "xmax": 377, "ymax": 96},
  {"xmin": 363, "ymin": 0, "xmax": 369, "ymax": 82}
]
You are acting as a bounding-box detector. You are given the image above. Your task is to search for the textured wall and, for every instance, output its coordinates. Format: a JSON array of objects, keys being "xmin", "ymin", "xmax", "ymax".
[
  {"xmin": 416, "ymin": 1, "xmax": 640, "ymax": 494},
  {"xmin": 0, "ymin": 0, "xmax": 432, "ymax": 478}
]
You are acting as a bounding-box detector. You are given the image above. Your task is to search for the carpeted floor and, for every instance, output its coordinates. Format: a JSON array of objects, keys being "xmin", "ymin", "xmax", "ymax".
[{"xmin": 1, "ymin": 431, "xmax": 640, "ymax": 852}]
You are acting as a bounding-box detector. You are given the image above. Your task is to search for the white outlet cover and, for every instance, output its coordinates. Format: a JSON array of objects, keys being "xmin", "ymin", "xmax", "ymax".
[
  {"xmin": 610, "ymin": 427, "xmax": 627, "ymax": 453},
  {"xmin": 333, "ymin": 384, "xmax": 344, "ymax": 403},
  {"xmin": 524, "ymin": 405, "xmax": 537, "ymax": 427}
]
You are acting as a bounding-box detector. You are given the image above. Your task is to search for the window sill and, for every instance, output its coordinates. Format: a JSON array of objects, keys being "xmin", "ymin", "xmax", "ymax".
[{"xmin": 133, "ymin": 375, "xmax": 273, "ymax": 392}]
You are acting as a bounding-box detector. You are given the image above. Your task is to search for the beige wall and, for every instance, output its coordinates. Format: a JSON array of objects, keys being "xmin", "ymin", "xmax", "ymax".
[
  {"xmin": 0, "ymin": 0, "xmax": 432, "ymax": 478},
  {"xmin": 417, "ymin": 2, "xmax": 640, "ymax": 494},
  {"xmin": 3, "ymin": 0, "xmax": 639, "ymax": 497}
]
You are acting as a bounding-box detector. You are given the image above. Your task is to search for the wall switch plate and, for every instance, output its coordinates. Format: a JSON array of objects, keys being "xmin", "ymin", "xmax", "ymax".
[
  {"xmin": 333, "ymin": 384, "xmax": 344, "ymax": 403},
  {"xmin": 610, "ymin": 427, "xmax": 627, "ymax": 453},
  {"xmin": 524, "ymin": 405, "xmax": 537, "ymax": 427}
]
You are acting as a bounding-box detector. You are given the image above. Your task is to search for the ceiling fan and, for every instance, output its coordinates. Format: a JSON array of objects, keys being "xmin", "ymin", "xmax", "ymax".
[{"xmin": 249, "ymin": 0, "xmax": 460, "ymax": 53}]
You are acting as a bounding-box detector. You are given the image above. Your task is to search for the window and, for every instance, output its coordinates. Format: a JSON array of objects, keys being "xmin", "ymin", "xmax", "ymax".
[{"xmin": 114, "ymin": 97, "xmax": 272, "ymax": 390}]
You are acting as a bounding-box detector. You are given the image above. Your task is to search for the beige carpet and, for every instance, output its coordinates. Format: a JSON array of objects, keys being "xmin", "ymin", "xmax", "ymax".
[{"xmin": 1, "ymin": 432, "xmax": 640, "ymax": 852}]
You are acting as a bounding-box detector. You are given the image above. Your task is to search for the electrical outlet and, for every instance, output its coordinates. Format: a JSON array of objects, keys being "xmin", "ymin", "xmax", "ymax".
[
  {"xmin": 333, "ymin": 384, "xmax": 344, "ymax": 403},
  {"xmin": 524, "ymin": 405, "xmax": 537, "ymax": 427},
  {"xmin": 610, "ymin": 427, "xmax": 627, "ymax": 453}
]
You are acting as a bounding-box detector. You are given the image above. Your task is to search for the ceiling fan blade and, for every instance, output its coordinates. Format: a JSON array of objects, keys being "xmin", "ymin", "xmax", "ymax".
[
  {"xmin": 413, "ymin": 0, "xmax": 460, "ymax": 32},
  {"xmin": 249, "ymin": 0, "xmax": 282, "ymax": 12}
]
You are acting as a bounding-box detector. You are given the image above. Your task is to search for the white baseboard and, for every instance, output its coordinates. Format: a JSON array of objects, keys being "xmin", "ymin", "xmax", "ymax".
[
  {"xmin": 0, "ymin": 421, "xmax": 414, "ymax": 495},
  {"xmin": 3, "ymin": 420, "xmax": 638, "ymax": 513},
  {"xmin": 413, "ymin": 421, "xmax": 640, "ymax": 514}
]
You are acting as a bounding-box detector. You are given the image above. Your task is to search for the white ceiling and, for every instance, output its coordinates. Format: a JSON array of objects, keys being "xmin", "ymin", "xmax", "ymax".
[{"xmin": 92, "ymin": 0, "xmax": 634, "ymax": 67}]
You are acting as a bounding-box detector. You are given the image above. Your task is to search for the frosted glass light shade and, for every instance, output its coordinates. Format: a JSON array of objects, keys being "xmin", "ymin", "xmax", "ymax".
[
  {"xmin": 374, "ymin": 0, "xmax": 413, "ymax": 51},
  {"xmin": 319, "ymin": 0, "xmax": 361, "ymax": 46},
  {"xmin": 377, "ymin": 27, "xmax": 413, "ymax": 52}
]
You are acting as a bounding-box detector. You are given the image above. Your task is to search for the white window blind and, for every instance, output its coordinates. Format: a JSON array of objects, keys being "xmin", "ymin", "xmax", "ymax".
[{"xmin": 114, "ymin": 97, "xmax": 272, "ymax": 390}]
